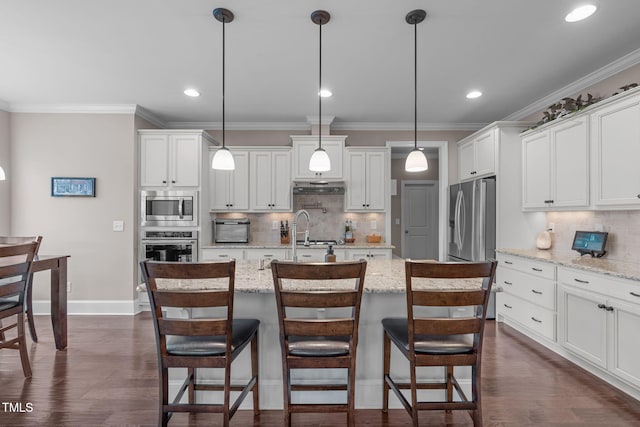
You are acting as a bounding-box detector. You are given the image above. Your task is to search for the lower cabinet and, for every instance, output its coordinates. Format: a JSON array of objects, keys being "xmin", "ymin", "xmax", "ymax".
[
  {"xmin": 294, "ymin": 248, "xmax": 347, "ymax": 262},
  {"xmin": 244, "ymin": 249, "xmax": 289, "ymax": 262},
  {"xmin": 348, "ymin": 248, "xmax": 392, "ymax": 260},
  {"xmin": 200, "ymin": 248, "xmax": 245, "ymax": 261}
]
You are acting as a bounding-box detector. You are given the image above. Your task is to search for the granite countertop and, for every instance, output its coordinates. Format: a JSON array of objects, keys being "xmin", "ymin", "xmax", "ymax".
[
  {"xmin": 497, "ymin": 248, "xmax": 640, "ymax": 282},
  {"xmin": 201, "ymin": 241, "xmax": 394, "ymax": 250},
  {"xmin": 138, "ymin": 259, "xmax": 481, "ymax": 294}
]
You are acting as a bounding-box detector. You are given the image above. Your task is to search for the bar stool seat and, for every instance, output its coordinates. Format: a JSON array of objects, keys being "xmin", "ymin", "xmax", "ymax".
[
  {"xmin": 166, "ymin": 319, "xmax": 259, "ymax": 356},
  {"xmin": 288, "ymin": 335, "xmax": 350, "ymax": 357},
  {"xmin": 382, "ymin": 317, "xmax": 474, "ymax": 354}
]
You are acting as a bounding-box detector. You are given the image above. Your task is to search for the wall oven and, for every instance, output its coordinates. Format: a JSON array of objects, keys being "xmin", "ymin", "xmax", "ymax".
[
  {"xmin": 140, "ymin": 230, "xmax": 198, "ymax": 262},
  {"xmin": 141, "ymin": 190, "xmax": 198, "ymax": 227}
]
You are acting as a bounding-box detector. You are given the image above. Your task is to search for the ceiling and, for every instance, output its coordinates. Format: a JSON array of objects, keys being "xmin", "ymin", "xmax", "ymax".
[{"xmin": 1, "ymin": 1, "xmax": 639, "ymax": 130}]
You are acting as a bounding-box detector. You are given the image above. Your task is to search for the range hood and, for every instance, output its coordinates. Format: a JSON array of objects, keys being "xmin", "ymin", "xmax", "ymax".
[{"xmin": 292, "ymin": 181, "xmax": 345, "ymax": 195}]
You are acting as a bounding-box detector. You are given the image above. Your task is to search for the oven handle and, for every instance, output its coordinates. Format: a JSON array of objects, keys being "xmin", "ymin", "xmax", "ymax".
[
  {"xmin": 178, "ymin": 198, "xmax": 184, "ymax": 219},
  {"xmin": 141, "ymin": 240, "xmax": 197, "ymax": 245}
]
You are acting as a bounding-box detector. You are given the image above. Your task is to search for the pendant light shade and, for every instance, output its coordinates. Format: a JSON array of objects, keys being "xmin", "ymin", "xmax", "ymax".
[
  {"xmin": 405, "ymin": 9, "xmax": 428, "ymax": 173},
  {"xmin": 309, "ymin": 10, "xmax": 331, "ymax": 173},
  {"xmin": 212, "ymin": 8, "xmax": 235, "ymax": 171},
  {"xmin": 0, "ymin": 166, "xmax": 5, "ymax": 181}
]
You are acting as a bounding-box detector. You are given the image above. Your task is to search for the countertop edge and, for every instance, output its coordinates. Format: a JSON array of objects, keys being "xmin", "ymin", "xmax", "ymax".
[{"xmin": 202, "ymin": 243, "xmax": 395, "ymax": 250}]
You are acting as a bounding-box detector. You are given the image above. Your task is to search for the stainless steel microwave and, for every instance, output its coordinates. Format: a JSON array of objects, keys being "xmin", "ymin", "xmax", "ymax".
[{"xmin": 141, "ymin": 190, "xmax": 198, "ymax": 227}]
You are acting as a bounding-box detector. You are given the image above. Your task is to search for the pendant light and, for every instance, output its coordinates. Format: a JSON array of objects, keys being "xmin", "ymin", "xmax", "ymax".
[
  {"xmin": 309, "ymin": 10, "xmax": 331, "ymax": 173},
  {"xmin": 211, "ymin": 8, "xmax": 235, "ymax": 171},
  {"xmin": 404, "ymin": 9, "xmax": 429, "ymax": 173},
  {"xmin": 0, "ymin": 165, "xmax": 5, "ymax": 180}
]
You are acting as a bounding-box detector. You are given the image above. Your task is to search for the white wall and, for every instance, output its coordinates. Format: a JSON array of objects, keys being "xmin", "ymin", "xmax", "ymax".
[
  {"xmin": 10, "ymin": 113, "xmax": 137, "ymax": 311},
  {"xmin": 0, "ymin": 110, "xmax": 10, "ymax": 234}
]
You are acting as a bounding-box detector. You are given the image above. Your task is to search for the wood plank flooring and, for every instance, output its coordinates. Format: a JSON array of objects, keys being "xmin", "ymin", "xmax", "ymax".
[{"xmin": 1, "ymin": 314, "xmax": 639, "ymax": 426}]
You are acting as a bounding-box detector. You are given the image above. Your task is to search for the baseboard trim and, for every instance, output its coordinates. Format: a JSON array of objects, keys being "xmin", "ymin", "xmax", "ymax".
[{"xmin": 33, "ymin": 299, "xmax": 140, "ymax": 315}]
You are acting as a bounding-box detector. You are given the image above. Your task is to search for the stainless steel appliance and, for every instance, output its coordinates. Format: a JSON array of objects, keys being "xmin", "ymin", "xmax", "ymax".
[
  {"xmin": 141, "ymin": 190, "xmax": 198, "ymax": 227},
  {"xmin": 140, "ymin": 230, "xmax": 198, "ymax": 262},
  {"xmin": 292, "ymin": 181, "xmax": 345, "ymax": 195},
  {"xmin": 448, "ymin": 177, "xmax": 497, "ymax": 318},
  {"xmin": 214, "ymin": 218, "xmax": 250, "ymax": 243}
]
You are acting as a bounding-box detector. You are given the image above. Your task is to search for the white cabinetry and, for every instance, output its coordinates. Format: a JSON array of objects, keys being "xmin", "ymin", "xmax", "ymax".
[
  {"xmin": 345, "ymin": 148, "xmax": 387, "ymax": 211},
  {"xmin": 291, "ymin": 136, "xmax": 345, "ymax": 180},
  {"xmin": 558, "ymin": 267, "xmax": 640, "ymax": 388},
  {"xmin": 458, "ymin": 129, "xmax": 496, "ymax": 181},
  {"xmin": 521, "ymin": 116, "xmax": 589, "ymax": 210},
  {"xmin": 348, "ymin": 248, "xmax": 392, "ymax": 260},
  {"xmin": 209, "ymin": 150, "xmax": 249, "ymax": 211},
  {"xmin": 245, "ymin": 248, "xmax": 289, "ymax": 262},
  {"xmin": 200, "ymin": 248, "xmax": 245, "ymax": 261},
  {"xmin": 140, "ymin": 131, "xmax": 213, "ymax": 188},
  {"xmin": 496, "ymin": 253, "xmax": 556, "ymax": 341},
  {"xmin": 249, "ymin": 149, "xmax": 292, "ymax": 211},
  {"xmin": 590, "ymin": 91, "xmax": 640, "ymax": 208}
]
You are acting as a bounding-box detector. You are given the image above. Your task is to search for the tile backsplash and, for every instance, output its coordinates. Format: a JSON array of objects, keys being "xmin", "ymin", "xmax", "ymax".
[
  {"xmin": 546, "ymin": 211, "xmax": 640, "ymax": 262},
  {"xmin": 212, "ymin": 195, "xmax": 386, "ymax": 244}
]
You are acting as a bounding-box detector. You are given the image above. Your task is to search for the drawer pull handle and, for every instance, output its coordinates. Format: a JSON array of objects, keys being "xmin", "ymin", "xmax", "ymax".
[
  {"xmin": 597, "ymin": 303, "xmax": 606, "ymax": 309},
  {"xmin": 263, "ymin": 254, "xmax": 273, "ymax": 257},
  {"xmin": 218, "ymin": 255, "xmax": 228, "ymax": 258},
  {"xmin": 531, "ymin": 289, "xmax": 543, "ymax": 295},
  {"xmin": 504, "ymin": 261, "xmax": 513, "ymax": 265},
  {"xmin": 606, "ymin": 306, "xmax": 614, "ymax": 312},
  {"xmin": 532, "ymin": 267, "xmax": 543, "ymax": 272},
  {"xmin": 302, "ymin": 255, "xmax": 312, "ymax": 258},
  {"xmin": 503, "ymin": 304, "xmax": 512, "ymax": 309},
  {"xmin": 531, "ymin": 317, "xmax": 542, "ymax": 323},
  {"xmin": 630, "ymin": 292, "xmax": 640, "ymax": 298},
  {"xmin": 574, "ymin": 278, "xmax": 589, "ymax": 284},
  {"xmin": 503, "ymin": 281, "xmax": 513, "ymax": 285}
]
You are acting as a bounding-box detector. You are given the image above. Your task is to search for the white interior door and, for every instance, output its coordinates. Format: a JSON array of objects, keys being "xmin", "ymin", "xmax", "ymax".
[{"xmin": 402, "ymin": 181, "xmax": 439, "ymax": 260}]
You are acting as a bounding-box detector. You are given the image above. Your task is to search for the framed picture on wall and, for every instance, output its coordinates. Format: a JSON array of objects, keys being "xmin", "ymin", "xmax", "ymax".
[{"xmin": 51, "ymin": 177, "xmax": 96, "ymax": 197}]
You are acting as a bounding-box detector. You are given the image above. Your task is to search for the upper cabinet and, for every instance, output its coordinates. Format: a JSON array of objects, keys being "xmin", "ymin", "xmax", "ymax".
[
  {"xmin": 291, "ymin": 135, "xmax": 345, "ymax": 180},
  {"xmin": 458, "ymin": 129, "xmax": 496, "ymax": 181},
  {"xmin": 590, "ymin": 91, "xmax": 640, "ymax": 209},
  {"xmin": 249, "ymin": 149, "xmax": 292, "ymax": 211},
  {"xmin": 140, "ymin": 130, "xmax": 214, "ymax": 189},
  {"xmin": 522, "ymin": 116, "xmax": 589, "ymax": 210},
  {"xmin": 209, "ymin": 150, "xmax": 249, "ymax": 211},
  {"xmin": 345, "ymin": 148, "xmax": 388, "ymax": 211}
]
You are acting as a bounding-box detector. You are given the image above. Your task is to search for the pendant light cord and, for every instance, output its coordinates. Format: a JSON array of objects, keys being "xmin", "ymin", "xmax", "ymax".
[
  {"xmin": 318, "ymin": 19, "xmax": 322, "ymax": 150},
  {"xmin": 413, "ymin": 20, "xmax": 417, "ymax": 150},
  {"xmin": 222, "ymin": 16, "xmax": 226, "ymax": 149}
]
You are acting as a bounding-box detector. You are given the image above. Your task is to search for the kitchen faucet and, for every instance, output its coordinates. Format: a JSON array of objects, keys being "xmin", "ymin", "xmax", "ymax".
[{"xmin": 291, "ymin": 209, "xmax": 311, "ymax": 262}]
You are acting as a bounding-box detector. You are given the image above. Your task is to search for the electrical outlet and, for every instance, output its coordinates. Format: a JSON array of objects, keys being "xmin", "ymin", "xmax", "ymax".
[
  {"xmin": 548, "ymin": 222, "xmax": 555, "ymax": 233},
  {"xmin": 395, "ymin": 218, "xmax": 400, "ymax": 225},
  {"xmin": 351, "ymin": 221, "xmax": 357, "ymax": 230},
  {"xmin": 113, "ymin": 220, "xmax": 124, "ymax": 232},
  {"xmin": 370, "ymin": 220, "xmax": 377, "ymax": 229},
  {"xmin": 594, "ymin": 223, "xmax": 604, "ymax": 232},
  {"xmin": 272, "ymin": 220, "xmax": 279, "ymax": 230},
  {"xmin": 67, "ymin": 282, "xmax": 72, "ymax": 293}
]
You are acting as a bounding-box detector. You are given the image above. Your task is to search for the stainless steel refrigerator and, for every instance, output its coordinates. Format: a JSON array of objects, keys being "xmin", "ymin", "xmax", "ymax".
[{"xmin": 448, "ymin": 177, "xmax": 497, "ymax": 318}]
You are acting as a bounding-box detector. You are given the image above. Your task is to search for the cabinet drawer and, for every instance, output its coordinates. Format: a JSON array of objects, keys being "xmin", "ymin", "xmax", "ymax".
[
  {"xmin": 497, "ymin": 253, "xmax": 555, "ymax": 280},
  {"xmin": 245, "ymin": 249, "xmax": 289, "ymax": 261},
  {"xmin": 498, "ymin": 268, "xmax": 556, "ymax": 310},
  {"xmin": 558, "ymin": 266, "xmax": 640, "ymax": 305},
  {"xmin": 200, "ymin": 248, "xmax": 245, "ymax": 261},
  {"xmin": 498, "ymin": 292, "xmax": 555, "ymax": 341}
]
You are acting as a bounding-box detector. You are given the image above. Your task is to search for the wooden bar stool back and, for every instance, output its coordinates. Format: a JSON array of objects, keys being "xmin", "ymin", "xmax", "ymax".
[
  {"xmin": 0, "ymin": 236, "xmax": 42, "ymax": 342},
  {"xmin": 0, "ymin": 241, "xmax": 39, "ymax": 378},
  {"xmin": 140, "ymin": 259, "xmax": 259, "ymax": 427},
  {"xmin": 382, "ymin": 260, "xmax": 497, "ymax": 426},
  {"xmin": 270, "ymin": 260, "xmax": 367, "ymax": 427}
]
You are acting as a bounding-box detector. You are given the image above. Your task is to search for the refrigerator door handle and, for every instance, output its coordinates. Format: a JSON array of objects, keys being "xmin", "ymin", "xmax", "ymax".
[
  {"xmin": 454, "ymin": 190, "xmax": 462, "ymax": 251},
  {"xmin": 478, "ymin": 180, "xmax": 487, "ymax": 260},
  {"xmin": 459, "ymin": 191, "xmax": 466, "ymax": 252}
]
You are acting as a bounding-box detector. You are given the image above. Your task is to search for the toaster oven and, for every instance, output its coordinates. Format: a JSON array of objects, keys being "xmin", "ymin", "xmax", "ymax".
[{"xmin": 214, "ymin": 218, "xmax": 250, "ymax": 243}]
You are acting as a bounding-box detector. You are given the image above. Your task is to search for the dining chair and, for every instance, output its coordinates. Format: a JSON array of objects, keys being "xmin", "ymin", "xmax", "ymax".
[
  {"xmin": 0, "ymin": 236, "xmax": 42, "ymax": 342},
  {"xmin": 0, "ymin": 241, "xmax": 39, "ymax": 378},
  {"xmin": 270, "ymin": 259, "xmax": 367, "ymax": 427},
  {"xmin": 382, "ymin": 260, "xmax": 497, "ymax": 426},
  {"xmin": 140, "ymin": 259, "xmax": 260, "ymax": 427}
]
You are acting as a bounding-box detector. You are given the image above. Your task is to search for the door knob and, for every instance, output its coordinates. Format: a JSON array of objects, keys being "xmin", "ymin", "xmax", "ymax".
[{"xmin": 405, "ymin": 230, "xmax": 408, "ymax": 234}]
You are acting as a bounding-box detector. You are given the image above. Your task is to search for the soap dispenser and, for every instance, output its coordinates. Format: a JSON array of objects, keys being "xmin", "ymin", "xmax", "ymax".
[{"xmin": 324, "ymin": 245, "xmax": 336, "ymax": 262}]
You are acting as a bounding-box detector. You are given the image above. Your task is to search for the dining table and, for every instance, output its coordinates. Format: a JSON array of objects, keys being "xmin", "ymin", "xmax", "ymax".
[{"xmin": 31, "ymin": 255, "xmax": 70, "ymax": 350}]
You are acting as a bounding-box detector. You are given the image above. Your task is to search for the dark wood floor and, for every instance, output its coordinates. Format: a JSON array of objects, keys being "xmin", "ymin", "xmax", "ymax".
[{"xmin": 1, "ymin": 314, "xmax": 639, "ymax": 426}]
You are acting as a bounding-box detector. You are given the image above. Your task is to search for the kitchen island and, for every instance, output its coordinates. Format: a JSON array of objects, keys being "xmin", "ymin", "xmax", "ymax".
[{"xmin": 142, "ymin": 259, "xmax": 482, "ymax": 409}]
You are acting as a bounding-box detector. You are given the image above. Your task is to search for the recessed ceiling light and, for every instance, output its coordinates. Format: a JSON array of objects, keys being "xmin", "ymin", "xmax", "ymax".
[
  {"xmin": 565, "ymin": 4, "xmax": 597, "ymax": 22},
  {"xmin": 184, "ymin": 88, "xmax": 200, "ymax": 97},
  {"xmin": 319, "ymin": 89, "xmax": 332, "ymax": 98},
  {"xmin": 466, "ymin": 90, "xmax": 482, "ymax": 99}
]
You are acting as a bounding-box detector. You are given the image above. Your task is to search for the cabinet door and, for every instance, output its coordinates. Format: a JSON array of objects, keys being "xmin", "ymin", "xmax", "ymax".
[
  {"xmin": 270, "ymin": 151, "xmax": 292, "ymax": 210},
  {"xmin": 559, "ymin": 284, "xmax": 607, "ymax": 368},
  {"xmin": 591, "ymin": 93, "xmax": 640, "ymax": 207},
  {"xmin": 228, "ymin": 151, "xmax": 250, "ymax": 210},
  {"xmin": 349, "ymin": 249, "xmax": 391, "ymax": 260},
  {"xmin": 293, "ymin": 139, "xmax": 343, "ymax": 179},
  {"xmin": 249, "ymin": 151, "xmax": 273, "ymax": 210},
  {"xmin": 171, "ymin": 134, "xmax": 200, "ymax": 187},
  {"xmin": 345, "ymin": 151, "xmax": 367, "ymax": 210},
  {"xmin": 473, "ymin": 130, "xmax": 496, "ymax": 177},
  {"xmin": 458, "ymin": 140, "xmax": 475, "ymax": 181},
  {"xmin": 551, "ymin": 117, "xmax": 589, "ymax": 208},
  {"xmin": 609, "ymin": 298, "xmax": 640, "ymax": 388},
  {"xmin": 209, "ymin": 163, "xmax": 231, "ymax": 210},
  {"xmin": 140, "ymin": 134, "xmax": 169, "ymax": 187},
  {"xmin": 365, "ymin": 151, "xmax": 387, "ymax": 210},
  {"xmin": 522, "ymin": 131, "xmax": 551, "ymax": 209}
]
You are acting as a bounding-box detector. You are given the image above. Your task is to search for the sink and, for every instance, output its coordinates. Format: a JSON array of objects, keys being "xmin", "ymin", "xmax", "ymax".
[{"xmin": 296, "ymin": 239, "xmax": 338, "ymax": 246}]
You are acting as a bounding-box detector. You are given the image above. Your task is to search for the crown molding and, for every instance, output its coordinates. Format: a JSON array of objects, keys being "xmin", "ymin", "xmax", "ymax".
[
  {"xmin": 330, "ymin": 122, "xmax": 487, "ymax": 131},
  {"xmin": 9, "ymin": 104, "xmax": 138, "ymax": 114},
  {"xmin": 306, "ymin": 115, "xmax": 335, "ymax": 126},
  {"xmin": 503, "ymin": 47, "xmax": 640, "ymax": 121},
  {"xmin": 165, "ymin": 121, "xmax": 311, "ymax": 131},
  {"xmin": 135, "ymin": 106, "xmax": 165, "ymax": 127}
]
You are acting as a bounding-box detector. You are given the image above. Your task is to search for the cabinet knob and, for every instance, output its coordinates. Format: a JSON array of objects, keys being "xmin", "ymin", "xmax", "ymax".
[
  {"xmin": 597, "ymin": 303, "xmax": 606, "ymax": 309},
  {"xmin": 162, "ymin": 180, "xmax": 167, "ymax": 184},
  {"xmin": 637, "ymin": 194, "xmax": 640, "ymax": 199},
  {"xmin": 605, "ymin": 306, "xmax": 614, "ymax": 312},
  {"xmin": 172, "ymin": 180, "xmax": 176, "ymax": 184}
]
